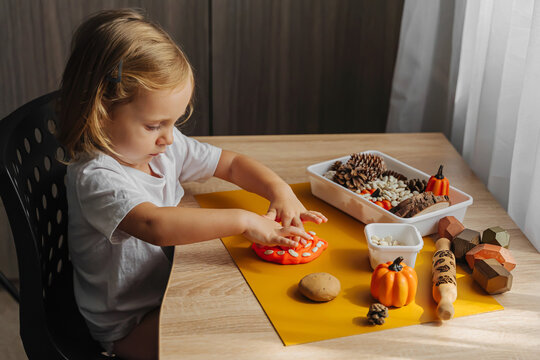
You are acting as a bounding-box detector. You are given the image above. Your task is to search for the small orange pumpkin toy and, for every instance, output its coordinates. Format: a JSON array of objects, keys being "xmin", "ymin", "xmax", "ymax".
[
  {"xmin": 425, "ymin": 165, "xmax": 450, "ymax": 196},
  {"xmin": 370, "ymin": 256, "xmax": 418, "ymax": 308}
]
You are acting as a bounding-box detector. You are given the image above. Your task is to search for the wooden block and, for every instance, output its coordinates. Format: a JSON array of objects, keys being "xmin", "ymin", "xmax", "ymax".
[
  {"xmin": 438, "ymin": 216, "xmax": 465, "ymax": 240},
  {"xmin": 482, "ymin": 226, "xmax": 510, "ymax": 248},
  {"xmin": 472, "ymin": 258, "xmax": 512, "ymax": 294},
  {"xmin": 451, "ymin": 229, "xmax": 481, "ymax": 261},
  {"xmin": 465, "ymin": 243, "xmax": 516, "ymax": 271}
]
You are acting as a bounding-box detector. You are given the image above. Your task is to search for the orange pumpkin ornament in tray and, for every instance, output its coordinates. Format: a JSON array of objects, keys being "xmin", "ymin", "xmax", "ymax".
[
  {"xmin": 252, "ymin": 234, "xmax": 328, "ymax": 265},
  {"xmin": 426, "ymin": 165, "xmax": 450, "ymax": 196}
]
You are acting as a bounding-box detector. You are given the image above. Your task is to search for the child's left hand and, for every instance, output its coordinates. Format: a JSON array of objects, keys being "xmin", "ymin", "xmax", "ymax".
[{"xmin": 264, "ymin": 190, "xmax": 328, "ymax": 244}]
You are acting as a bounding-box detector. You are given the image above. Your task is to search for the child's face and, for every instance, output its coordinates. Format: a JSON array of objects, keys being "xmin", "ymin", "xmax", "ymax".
[{"xmin": 106, "ymin": 82, "xmax": 192, "ymax": 171}]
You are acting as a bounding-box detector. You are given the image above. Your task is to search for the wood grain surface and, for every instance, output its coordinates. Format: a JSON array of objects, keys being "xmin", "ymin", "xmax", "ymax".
[{"xmin": 160, "ymin": 133, "xmax": 540, "ymax": 359}]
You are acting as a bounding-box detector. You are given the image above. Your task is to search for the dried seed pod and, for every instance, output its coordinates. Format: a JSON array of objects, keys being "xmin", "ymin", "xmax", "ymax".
[
  {"xmin": 390, "ymin": 192, "xmax": 450, "ymax": 218},
  {"xmin": 382, "ymin": 170, "xmax": 407, "ymax": 181},
  {"xmin": 407, "ymin": 178, "xmax": 428, "ymax": 193}
]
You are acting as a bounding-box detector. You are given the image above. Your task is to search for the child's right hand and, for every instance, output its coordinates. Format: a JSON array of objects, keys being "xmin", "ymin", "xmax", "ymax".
[{"xmin": 241, "ymin": 211, "xmax": 314, "ymax": 248}]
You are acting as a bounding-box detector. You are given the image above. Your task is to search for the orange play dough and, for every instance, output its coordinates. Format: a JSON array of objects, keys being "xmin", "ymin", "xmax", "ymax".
[{"xmin": 252, "ymin": 235, "xmax": 328, "ymax": 265}]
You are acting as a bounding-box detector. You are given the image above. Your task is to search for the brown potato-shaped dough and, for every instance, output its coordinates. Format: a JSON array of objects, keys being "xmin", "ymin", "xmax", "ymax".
[{"xmin": 298, "ymin": 272, "xmax": 341, "ymax": 302}]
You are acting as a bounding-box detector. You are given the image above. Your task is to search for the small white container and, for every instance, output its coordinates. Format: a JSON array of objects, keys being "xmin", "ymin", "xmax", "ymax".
[
  {"xmin": 306, "ymin": 150, "xmax": 473, "ymax": 236},
  {"xmin": 364, "ymin": 223, "xmax": 423, "ymax": 269}
]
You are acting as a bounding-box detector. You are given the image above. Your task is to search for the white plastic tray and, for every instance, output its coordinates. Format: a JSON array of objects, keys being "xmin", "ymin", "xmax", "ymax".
[{"xmin": 306, "ymin": 150, "xmax": 473, "ymax": 236}]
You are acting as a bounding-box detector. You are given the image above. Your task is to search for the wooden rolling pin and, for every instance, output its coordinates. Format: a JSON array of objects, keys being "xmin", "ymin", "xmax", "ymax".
[{"xmin": 432, "ymin": 237, "xmax": 457, "ymax": 320}]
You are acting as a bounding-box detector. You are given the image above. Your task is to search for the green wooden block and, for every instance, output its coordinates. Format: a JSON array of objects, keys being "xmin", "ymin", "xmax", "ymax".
[{"xmin": 482, "ymin": 226, "xmax": 510, "ymax": 248}]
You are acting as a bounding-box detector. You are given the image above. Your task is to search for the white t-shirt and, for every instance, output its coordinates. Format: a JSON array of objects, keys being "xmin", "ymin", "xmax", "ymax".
[{"xmin": 66, "ymin": 127, "xmax": 222, "ymax": 342}]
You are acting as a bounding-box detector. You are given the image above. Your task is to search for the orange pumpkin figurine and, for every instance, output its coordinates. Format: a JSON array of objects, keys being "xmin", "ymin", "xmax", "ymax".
[
  {"xmin": 370, "ymin": 256, "xmax": 418, "ymax": 307},
  {"xmin": 425, "ymin": 165, "xmax": 450, "ymax": 196}
]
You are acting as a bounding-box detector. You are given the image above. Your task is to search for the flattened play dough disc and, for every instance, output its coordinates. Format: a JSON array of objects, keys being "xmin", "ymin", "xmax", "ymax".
[{"xmin": 251, "ymin": 235, "xmax": 328, "ymax": 265}]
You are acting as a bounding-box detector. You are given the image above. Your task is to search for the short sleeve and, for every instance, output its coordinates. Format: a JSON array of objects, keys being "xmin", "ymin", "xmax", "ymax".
[
  {"xmin": 75, "ymin": 161, "xmax": 151, "ymax": 243},
  {"xmin": 172, "ymin": 127, "xmax": 222, "ymax": 183}
]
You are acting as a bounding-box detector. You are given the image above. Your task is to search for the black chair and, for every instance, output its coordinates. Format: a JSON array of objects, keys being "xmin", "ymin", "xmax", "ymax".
[{"xmin": 0, "ymin": 92, "xmax": 110, "ymax": 359}]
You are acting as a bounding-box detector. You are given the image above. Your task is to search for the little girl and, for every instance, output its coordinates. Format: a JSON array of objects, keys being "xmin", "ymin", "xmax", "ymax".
[{"xmin": 56, "ymin": 8, "xmax": 327, "ymax": 360}]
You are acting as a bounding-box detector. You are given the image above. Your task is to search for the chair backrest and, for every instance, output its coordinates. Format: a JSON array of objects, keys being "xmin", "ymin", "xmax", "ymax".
[{"xmin": 0, "ymin": 92, "xmax": 106, "ymax": 359}]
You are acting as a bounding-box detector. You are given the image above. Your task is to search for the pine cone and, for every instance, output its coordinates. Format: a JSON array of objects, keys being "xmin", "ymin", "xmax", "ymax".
[
  {"xmin": 367, "ymin": 303, "xmax": 389, "ymax": 325},
  {"xmin": 333, "ymin": 164, "xmax": 369, "ymax": 191},
  {"xmin": 348, "ymin": 153, "xmax": 386, "ymax": 178},
  {"xmin": 407, "ymin": 178, "xmax": 428, "ymax": 193},
  {"xmin": 382, "ymin": 170, "xmax": 407, "ymax": 181},
  {"xmin": 333, "ymin": 153, "xmax": 386, "ymax": 191},
  {"xmin": 330, "ymin": 160, "xmax": 342, "ymax": 171}
]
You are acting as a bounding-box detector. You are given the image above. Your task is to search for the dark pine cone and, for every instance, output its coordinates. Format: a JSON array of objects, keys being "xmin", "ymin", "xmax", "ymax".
[
  {"xmin": 367, "ymin": 303, "xmax": 389, "ymax": 325},
  {"xmin": 330, "ymin": 160, "xmax": 342, "ymax": 171},
  {"xmin": 407, "ymin": 178, "xmax": 428, "ymax": 193},
  {"xmin": 333, "ymin": 164, "xmax": 369, "ymax": 191},
  {"xmin": 382, "ymin": 170, "xmax": 407, "ymax": 181},
  {"xmin": 333, "ymin": 153, "xmax": 386, "ymax": 192},
  {"xmin": 348, "ymin": 153, "xmax": 386, "ymax": 179}
]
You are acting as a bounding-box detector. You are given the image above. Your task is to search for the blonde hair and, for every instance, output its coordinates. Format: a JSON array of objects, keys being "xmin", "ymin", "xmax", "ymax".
[{"xmin": 56, "ymin": 8, "xmax": 194, "ymax": 161}]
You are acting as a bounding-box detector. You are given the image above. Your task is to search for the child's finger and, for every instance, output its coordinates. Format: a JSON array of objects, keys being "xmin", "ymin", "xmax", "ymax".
[
  {"xmin": 291, "ymin": 216, "xmax": 305, "ymax": 230},
  {"xmin": 300, "ymin": 212, "xmax": 323, "ymax": 224},
  {"xmin": 280, "ymin": 226, "xmax": 313, "ymax": 240},
  {"xmin": 280, "ymin": 215, "xmax": 292, "ymax": 227},
  {"xmin": 275, "ymin": 236, "xmax": 298, "ymax": 248},
  {"xmin": 264, "ymin": 208, "xmax": 277, "ymax": 220},
  {"xmin": 300, "ymin": 211, "xmax": 328, "ymax": 223},
  {"xmin": 310, "ymin": 211, "xmax": 328, "ymax": 222},
  {"xmin": 292, "ymin": 236, "xmax": 307, "ymax": 245}
]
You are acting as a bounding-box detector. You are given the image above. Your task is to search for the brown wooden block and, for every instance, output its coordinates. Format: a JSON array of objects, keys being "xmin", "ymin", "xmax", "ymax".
[
  {"xmin": 438, "ymin": 216, "xmax": 465, "ymax": 240},
  {"xmin": 472, "ymin": 258, "xmax": 512, "ymax": 294},
  {"xmin": 451, "ymin": 229, "xmax": 481, "ymax": 261},
  {"xmin": 482, "ymin": 226, "xmax": 510, "ymax": 248},
  {"xmin": 465, "ymin": 243, "xmax": 516, "ymax": 271}
]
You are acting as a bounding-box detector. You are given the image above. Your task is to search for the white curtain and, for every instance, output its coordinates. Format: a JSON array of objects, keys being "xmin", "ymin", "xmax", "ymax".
[{"xmin": 387, "ymin": 0, "xmax": 540, "ymax": 252}]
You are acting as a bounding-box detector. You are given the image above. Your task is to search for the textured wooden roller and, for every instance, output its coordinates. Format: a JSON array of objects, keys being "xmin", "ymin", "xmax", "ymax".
[{"xmin": 431, "ymin": 237, "xmax": 457, "ymax": 320}]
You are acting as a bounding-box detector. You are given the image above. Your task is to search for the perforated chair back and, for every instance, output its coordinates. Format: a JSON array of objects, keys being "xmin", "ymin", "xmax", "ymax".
[{"xmin": 0, "ymin": 92, "xmax": 107, "ymax": 359}]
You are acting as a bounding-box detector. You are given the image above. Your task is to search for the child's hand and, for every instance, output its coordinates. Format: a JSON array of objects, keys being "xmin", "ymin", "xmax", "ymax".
[
  {"xmin": 264, "ymin": 189, "xmax": 328, "ymax": 244},
  {"xmin": 242, "ymin": 212, "xmax": 314, "ymax": 248}
]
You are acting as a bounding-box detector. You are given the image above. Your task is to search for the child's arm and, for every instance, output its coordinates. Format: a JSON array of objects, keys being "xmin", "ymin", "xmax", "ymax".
[
  {"xmin": 119, "ymin": 150, "xmax": 324, "ymax": 247},
  {"xmin": 213, "ymin": 150, "xmax": 328, "ymax": 228},
  {"xmin": 118, "ymin": 202, "xmax": 313, "ymax": 247}
]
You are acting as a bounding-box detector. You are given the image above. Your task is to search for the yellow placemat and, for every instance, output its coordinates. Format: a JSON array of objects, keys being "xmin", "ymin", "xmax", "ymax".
[{"xmin": 194, "ymin": 183, "xmax": 503, "ymax": 346}]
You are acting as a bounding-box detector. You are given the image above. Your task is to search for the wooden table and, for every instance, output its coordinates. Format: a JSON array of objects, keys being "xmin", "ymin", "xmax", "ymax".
[{"xmin": 160, "ymin": 133, "xmax": 540, "ymax": 359}]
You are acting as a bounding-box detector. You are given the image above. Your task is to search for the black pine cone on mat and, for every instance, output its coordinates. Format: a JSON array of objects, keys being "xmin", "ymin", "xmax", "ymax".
[{"xmin": 367, "ymin": 303, "xmax": 389, "ymax": 325}]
